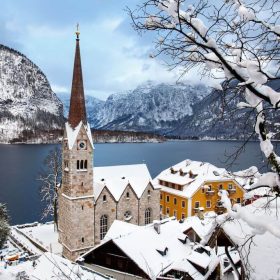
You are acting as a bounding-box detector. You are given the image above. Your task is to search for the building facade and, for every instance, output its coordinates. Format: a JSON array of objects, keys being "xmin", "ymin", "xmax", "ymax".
[
  {"xmin": 57, "ymin": 31, "xmax": 160, "ymax": 261},
  {"xmin": 154, "ymin": 160, "xmax": 245, "ymax": 220}
]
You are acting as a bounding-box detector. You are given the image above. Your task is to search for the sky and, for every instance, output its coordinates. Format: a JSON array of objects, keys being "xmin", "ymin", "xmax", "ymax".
[{"xmin": 0, "ymin": 0, "xmax": 208, "ymax": 100}]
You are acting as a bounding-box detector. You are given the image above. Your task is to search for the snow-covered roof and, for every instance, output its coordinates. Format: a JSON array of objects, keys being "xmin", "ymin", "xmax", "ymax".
[
  {"xmin": 0, "ymin": 252, "xmax": 112, "ymax": 280},
  {"xmin": 65, "ymin": 121, "xmax": 94, "ymax": 150},
  {"xmin": 32, "ymin": 252, "xmax": 111, "ymax": 280},
  {"xmin": 154, "ymin": 159, "xmax": 241, "ymax": 198},
  {"xmin": 94, "ymin": 164, "xmax": 156, "ymax": 201},
  {"xmin": 217, "ymin": 198, "xmax": 280, "ymax": 280},
  {"xmin": 17, "ymin": 222, "xmax": 62, "ymax": 255},
  {"xmin": 85, "ymin": 217, "xmax": 218, "ymax": 279}
]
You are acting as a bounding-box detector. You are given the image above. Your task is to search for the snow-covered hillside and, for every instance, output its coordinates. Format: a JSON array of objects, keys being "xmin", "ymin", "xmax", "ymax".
[
  {"xmin": 59, "ymin": 81, "xmax": 210, "ymax": 134},
  {"xmin": 0, "ymin": 45, "xmax": 64, "ymax": 143}
]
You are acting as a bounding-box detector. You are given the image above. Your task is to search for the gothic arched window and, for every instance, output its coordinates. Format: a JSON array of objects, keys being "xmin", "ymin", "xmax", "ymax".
[
  {"xmin": 145, "ymin": 208, "xmax": 152, "ymax": 225},
  {"xmin": 100, "ymin": 215, "xmax": 108, "ymax": 240}
]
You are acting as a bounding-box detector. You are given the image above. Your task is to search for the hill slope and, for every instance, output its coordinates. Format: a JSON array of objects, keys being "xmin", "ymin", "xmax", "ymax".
[{"xmin": 0, "ymin": 44, "xmax": 64, "ymax": 143}]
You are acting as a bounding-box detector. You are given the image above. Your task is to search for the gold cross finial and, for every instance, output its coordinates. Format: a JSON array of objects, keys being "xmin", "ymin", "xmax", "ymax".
[{"xmin": 75, "ymin": 23, "xmax": 80, "ymax": 39}]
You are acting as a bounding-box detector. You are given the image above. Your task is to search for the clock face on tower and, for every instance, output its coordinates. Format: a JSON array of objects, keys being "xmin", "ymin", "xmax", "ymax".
[{"xmin": 78, "ymin": 140, "xmax": 87, "ymax": 150}]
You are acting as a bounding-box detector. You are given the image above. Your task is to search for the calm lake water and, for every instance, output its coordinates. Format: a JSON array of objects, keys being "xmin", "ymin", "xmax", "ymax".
[{"xmin": 0, "ymin": 141, "xmax": 276, "ymax": 225}]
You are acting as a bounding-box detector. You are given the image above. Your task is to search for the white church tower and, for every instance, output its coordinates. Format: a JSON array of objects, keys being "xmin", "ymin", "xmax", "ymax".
[{"xmin": 58, "ymin": 27, "xmax": 95, "ymax": 261}]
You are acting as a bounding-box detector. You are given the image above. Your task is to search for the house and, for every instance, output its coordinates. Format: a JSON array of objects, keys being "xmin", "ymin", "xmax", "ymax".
[
  {"xmin": 80, "ymin": 217, "xmax": 223, "ymax": 280},
  {"xmin": 153, "ymin": 160, "xmax": 245, "ymax": 219},
  {"xmin": 57, "ymin": 29, "xmax": 160, "ymax": 261}
]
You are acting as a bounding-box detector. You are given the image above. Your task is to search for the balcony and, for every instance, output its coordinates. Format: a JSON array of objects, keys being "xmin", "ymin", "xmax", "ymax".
[
  {"xmin": 228, "ymin": 188, "xmax": 236, "ymax": 194},
  {"xmin": 205, "ymin": 190, "xmax": 215, "ymax": 196},
  {"xmin": 216, "ymin": 202, "xmax": 225, "ymax": 208},
  {"xmin": 193, "ymin": 206, "xmax": 204, "ymax": 213}
]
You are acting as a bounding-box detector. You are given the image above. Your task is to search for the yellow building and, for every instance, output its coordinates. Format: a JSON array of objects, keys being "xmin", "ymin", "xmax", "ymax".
[{"xmin": 153, "ymin": 160, "xmax": 245, "ymax": 220}]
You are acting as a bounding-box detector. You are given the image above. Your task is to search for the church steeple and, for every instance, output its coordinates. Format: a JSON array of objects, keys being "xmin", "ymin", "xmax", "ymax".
[{"xmin": 68, "ymin": 24, "xmax": 87, "ymax": 128}]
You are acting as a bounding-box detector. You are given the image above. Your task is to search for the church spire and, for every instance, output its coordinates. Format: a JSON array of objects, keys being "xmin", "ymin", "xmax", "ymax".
[{"xmin": 68, "ymin": 24, "xmax": 87, "ymax": 128}]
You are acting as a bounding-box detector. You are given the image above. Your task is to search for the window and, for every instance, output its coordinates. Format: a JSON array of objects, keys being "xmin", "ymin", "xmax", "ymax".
[
  {"xmin": 181, "ymin": 213, "xmax": 185, "ymax": 219},
  {"xmin": 84, "ymin": 160, "xmax": 88, "ymax": 169},
  {"xmin": 228, "ymin": 184, "xmax": 233, "ymax": 189},
  {"xmin": 103, "ymin": 195, "xmax": 107, "ymax": 202},
  {"xmin": 124, "ymin": 211, "xmax": 132, "ymax": 222},
  {"xmin": 219, "ymin": 184, "xmax": 223, "ymax": 190},
  {"xmin": 82, "ymin": 237, "xmax": 84, "ymax": 243},
  {"xmin": 173, "ymin": 210, "xmax": 177, "ymax": 218},
  {"xmin": 80, "ymin": 160, "xmax": 84, "ymax": 169},
  {"xmin": 100, "ymin": 215, "xmax": 108, "ymax": 240},
  {"xmin": 166, "ymin": 195, "xmax": 170, "ymax": 202},
  {"xmin": 236, "ymin": 198, "xmax": 241, "ymax": 203},
  {"xmin": 208, "ymin": 185, "xmax": 212, "ymax": 191},
  {"xmin": 194, "ymin": 201, "xmax": 200, "ymax": 209},
  {"xmin": 160, "ymin": 205, "xmax": 163, "ymax": 212},
  {"xmin": 202, "ymin": 188, "xmax": 205, "ymax": 193},
  {"xmin": 64, "ymin": 161, "xmax": 68, "ymax": 168},
  {"xmin": 147, "ymin": 190, "xmax": 151, "ymax": 197},
  {"xmin": 166, "ymin": 208, "xmax": 170, "ymax": 215},
  {"xmin": 160, "ymin": 193, "xmax": 162, "ymax": 200},
  {"xmin": 145, "ymin": 208, "xmax": 152, "ymax": 225},
  {"xmin": 182, "ymin": 201, "xmax": 186, "ymax": 208},
  {"xmin": 77, "ymin": 160, "xmax": 80, "ymax": 170},
  {"xmin": 81, "ymin": 205, "xmax": 84, "ymax": 210},
  {"xmin": 126, "ymin": 192, "xmax": 130, "ymax": 199},
  {"xmin": 174, "ymin": 198, "xmax": 177, "ymax": 205},
  {"xmin": 206, "ymin": 200, "xmax": 211, "ymax": 208}
]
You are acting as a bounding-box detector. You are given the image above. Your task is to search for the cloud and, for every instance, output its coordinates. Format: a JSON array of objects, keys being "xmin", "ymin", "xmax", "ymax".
[{"xmin": 0, "ymin": 0, "xmax": 217, "ymax": 102}]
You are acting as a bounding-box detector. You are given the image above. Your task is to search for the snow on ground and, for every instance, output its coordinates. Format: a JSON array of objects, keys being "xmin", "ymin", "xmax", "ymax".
[
  {"xmin": 18, "ymin": 222, "xmax": 62, "ymax": 255},
  {"xmin": 0, "ymin": 259, "xmax": 33, "ymax": 280},
  {"xmin": 10, "ymin": 227, "xmax": 43, "ymax": 256},
  {"xmin": 0, "ymin": 252, "xmax": 112, "ymax": 280}
]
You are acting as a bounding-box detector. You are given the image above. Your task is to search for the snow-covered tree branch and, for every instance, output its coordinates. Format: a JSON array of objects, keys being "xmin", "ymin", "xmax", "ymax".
[
  {"xmin": 38, "ymin": 147, "xmax": 62, "ymax": 229},
  {"xmin": 128, "ymin": 0, "xmax": 280, "ymax": 196}
]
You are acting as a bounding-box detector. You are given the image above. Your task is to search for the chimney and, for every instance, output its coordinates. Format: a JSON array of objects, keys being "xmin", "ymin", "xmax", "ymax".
[{"xmin": 153, "ymin": 220, "xmax": 161, "ymax": 234}]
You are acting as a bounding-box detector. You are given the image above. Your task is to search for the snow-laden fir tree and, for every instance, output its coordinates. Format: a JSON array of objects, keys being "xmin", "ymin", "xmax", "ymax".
[{"xmin": 0, "ymin": 203, "xmax": 9, "ymax": 248}]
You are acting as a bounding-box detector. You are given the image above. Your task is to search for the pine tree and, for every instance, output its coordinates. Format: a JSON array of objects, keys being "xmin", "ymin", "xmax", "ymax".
[{"xmin": 0, "ymin": 203, "xmax": 9, "ymax": 248}]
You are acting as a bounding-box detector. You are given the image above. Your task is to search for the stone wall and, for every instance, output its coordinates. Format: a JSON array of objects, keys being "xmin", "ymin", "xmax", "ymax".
[
  {"xmin": 116, "ymin": 184, "xmax": 139, "ymax": 225},
  {"xmin": 138, "ymin": 183, "xmax": 161, "ymax": 225},
  {"xmin": 94, "ymin": 187, "xmax": 117, "ymax": 244}
]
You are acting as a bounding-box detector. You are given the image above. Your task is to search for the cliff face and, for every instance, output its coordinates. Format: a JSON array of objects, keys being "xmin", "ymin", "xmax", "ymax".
[
  {"xmin": 59, "ymin": 81, "xmax": 210, "ymax": 135},
  {"xmin": 0, "ymin": 44, "xmax": 64, "ymax": 143}
]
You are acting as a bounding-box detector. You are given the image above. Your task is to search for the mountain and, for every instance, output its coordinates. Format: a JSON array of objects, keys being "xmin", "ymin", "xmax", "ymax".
[
  {"xmin": 0, "ymin": 44, "xmax": 64, "ymax": 143},
  {"xmin": 58, "ymin": 81, "xmax": 211, "ymax": 134},
  {"xmin": 59, "ymin": 80, "xmax": 280, "ymax": 140},
  {"xmin": 170, "ymin": 80, "xmax": 280, "ymax": 140}
]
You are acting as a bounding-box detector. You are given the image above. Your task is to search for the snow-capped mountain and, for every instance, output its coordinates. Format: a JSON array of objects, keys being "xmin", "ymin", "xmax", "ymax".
[
  {"xmin": 170, "ymin": 79, "xmax": 280, "ymax": 139},
  {"xmin": 0, "ymin": 44, "xmax": 64, "ymax": 143},
  {"xmin": 59, "ymin": 81, "xmax": 211, "ymax": 134},
  {"xmin": 59, "ymin": 79, "xmax": 280, "ymax": 140}
]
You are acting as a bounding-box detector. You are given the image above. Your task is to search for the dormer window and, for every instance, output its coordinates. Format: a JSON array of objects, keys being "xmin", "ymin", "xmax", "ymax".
[
  {"xmin": 156, "ymin": 247, "xmax": 168, "ymax": 256},
  {"xmin": 170, "ymin": 167, "xmax": 176, "ymax": 174}
]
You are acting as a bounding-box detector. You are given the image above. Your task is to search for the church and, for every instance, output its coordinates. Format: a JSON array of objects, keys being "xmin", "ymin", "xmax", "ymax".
[{"xmin": 57, "ymin": 29, "xmax": 160, "ymax": 261}]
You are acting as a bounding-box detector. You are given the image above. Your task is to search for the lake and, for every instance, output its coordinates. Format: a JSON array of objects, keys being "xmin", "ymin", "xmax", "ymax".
[{"xmin": 0, "ymin": 141, "xmax": 274, "ymax": 225}]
